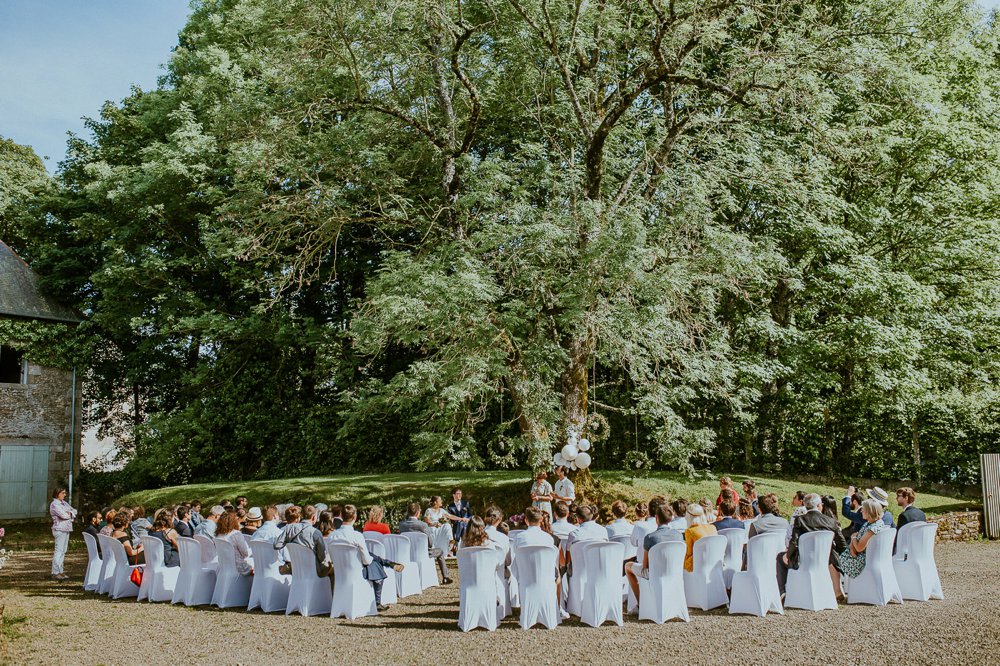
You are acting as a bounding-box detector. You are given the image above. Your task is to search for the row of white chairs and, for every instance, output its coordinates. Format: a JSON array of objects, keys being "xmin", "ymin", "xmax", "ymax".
[
  {"xmin": 82, "ymin": 530, "xmax": 447, "ymax": 620},
  {"xmin": 457, "ymin": 521, "xmax": 944, "ymax": 631}
]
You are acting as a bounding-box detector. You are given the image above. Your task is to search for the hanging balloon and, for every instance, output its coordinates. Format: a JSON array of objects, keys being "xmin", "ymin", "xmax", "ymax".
[
  {"xmin": 578, "ymin": 438, "xmax": 591, "ymax": 452},
  {"xmin": 561, "ymin": 444, "xmax": 579, "ymax": 461},
  {"xmin": 569, "ymin": 460, "xmax": 578, "ymax": 470},
  {"xmin": 575, "ymin": 452, "xmax": 592, "ymax": 469},
  {"xmin": 553, "ymin": 453, "xmax": 566, "ymax": 466},
  {"xmin": 568, "ymin": 435, "xmax": 578, "ymax": 447}
]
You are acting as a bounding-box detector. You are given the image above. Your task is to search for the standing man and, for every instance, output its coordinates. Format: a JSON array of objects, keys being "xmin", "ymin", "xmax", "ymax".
[
  {"xmin": 49, "ymin": 488, "xmax": 77, "ymax": 581},
  {"xmin": 895, "ymin": 487, "xmax": 926, "ymax": 528},
  {"xmin": 447, "ymin": 488, "xmax": 472, "ymax": 552},
  {"xmin": 553, "ymin": 466, "xmax": 576, "ymax": 504}
]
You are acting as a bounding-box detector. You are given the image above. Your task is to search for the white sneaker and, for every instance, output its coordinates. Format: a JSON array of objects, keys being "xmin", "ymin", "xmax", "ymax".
[{"xmin": 559, "ymin": 608, "xmax": 570, "ymax": 620}]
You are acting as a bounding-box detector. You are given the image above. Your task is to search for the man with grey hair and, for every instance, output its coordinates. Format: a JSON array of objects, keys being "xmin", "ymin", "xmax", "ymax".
[
  {"xmin": 776, "ymin": 492, "xmax": 846, "ymax": 596},
  {"xmin": 194, "ymin": 505, "xmax": 225, "ymax": 538}
]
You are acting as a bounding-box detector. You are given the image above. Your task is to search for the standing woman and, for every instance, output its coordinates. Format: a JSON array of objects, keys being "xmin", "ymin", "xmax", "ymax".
[
  {"xmin": 530, "ymin": 472, "xmax": 554, "ymax": 519},
  {"xmin": 49, "ymin": 488, "xmax": 77, "ymax": 580}
]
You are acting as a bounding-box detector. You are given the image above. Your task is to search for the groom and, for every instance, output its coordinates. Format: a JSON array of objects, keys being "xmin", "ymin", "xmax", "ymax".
[{"xmin": 447, "ymin": 488, "xmax": 472, "ymax": 548}]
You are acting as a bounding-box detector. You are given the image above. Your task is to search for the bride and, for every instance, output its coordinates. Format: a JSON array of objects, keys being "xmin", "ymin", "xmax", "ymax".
[{"xmin": 424, "ymin": 495, "xmax": 467, "ymax": 555}]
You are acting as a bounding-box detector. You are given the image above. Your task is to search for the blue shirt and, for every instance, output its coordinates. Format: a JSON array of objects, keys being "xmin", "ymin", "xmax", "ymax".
[
  {"xmin": 251, "ymin": 520, "xmax": 282, "ymax": 543},
  {"xmin": 194, "ymin": 519, "xmax": 217, "ymax": 538},
  {"xmin": 712, "ymin": 517, "xmax": 744, "ymax": 532},
  {"xmin": 642, "ymin": 524, "xmax": 683, "ymax": 553}
]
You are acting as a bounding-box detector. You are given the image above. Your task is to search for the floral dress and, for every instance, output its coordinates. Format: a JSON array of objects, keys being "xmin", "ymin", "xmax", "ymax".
[
  {"xmin": 840, "ymin": 520, "xmax": 887, "ymax": 578},
  {"xmin": 531, "ymin": 480, "xmax": 553, "ymax": 518}
]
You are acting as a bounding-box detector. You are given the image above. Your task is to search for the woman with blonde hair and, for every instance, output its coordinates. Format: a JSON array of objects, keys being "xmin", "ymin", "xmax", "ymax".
[
  {"xmin": 683, "ymin": 504, "xmax": 718, "ymax": 572},
  {"xmin": 363, "ymin": 505, "xmax": 391, "ymax": 535},
  {"xmin": 839, "ymin": 499, "xmax": 889, "ymax": 580}
]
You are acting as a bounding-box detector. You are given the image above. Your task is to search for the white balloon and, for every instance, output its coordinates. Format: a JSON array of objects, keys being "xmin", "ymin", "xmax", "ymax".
[
  {"xmin": 569, "ymin": 460, "xmax": 578, "ymax": 470},
  {"xmin": 553, "ymin": 453, "xmax": 566, "ymax": 466},
  {"xmin": 578, "ymin": 438, "xmax": 591, "ymax": 452},
  {"xmin": 561, "ymin": 444, "xmax": 579, "ymax": 461},
  {"xmin": 568, "ymin": 435, "xmax": 578, "ymax": 447},
  {"xmin": 575, "ymin": 452, "xmax": 592, "ymax": 469}
]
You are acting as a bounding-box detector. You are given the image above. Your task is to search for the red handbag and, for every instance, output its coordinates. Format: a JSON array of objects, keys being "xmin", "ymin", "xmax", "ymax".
[{"xmin": 130, "ymin": 566, "xmax": 144, "ymax": 587}]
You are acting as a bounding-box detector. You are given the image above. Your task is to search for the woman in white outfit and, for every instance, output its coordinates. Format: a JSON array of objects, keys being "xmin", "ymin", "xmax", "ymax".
[
  {"xmin": 49, "ymin": 488, "xmax": 77, "ymax": 580},
  {"xmin": 424, "ymin": 495, "xmax": 462, "ymax": 555}
]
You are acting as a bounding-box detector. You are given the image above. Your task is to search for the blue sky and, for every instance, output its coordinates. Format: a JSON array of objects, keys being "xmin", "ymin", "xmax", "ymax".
[{"xmin": 1, "ymin": 1, "xmax": 999, "ymax": 172}]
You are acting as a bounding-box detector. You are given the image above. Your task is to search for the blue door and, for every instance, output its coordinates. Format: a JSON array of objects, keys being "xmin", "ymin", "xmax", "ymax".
[{"xmin": 0, "ymin": 444, "xmax": 50, "ymax": 519}]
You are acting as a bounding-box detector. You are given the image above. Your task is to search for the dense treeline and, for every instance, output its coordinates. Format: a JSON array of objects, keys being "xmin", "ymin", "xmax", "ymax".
[{"xmin": 4, "ymin": 0, "xmax": 1000, "ymax": 487}]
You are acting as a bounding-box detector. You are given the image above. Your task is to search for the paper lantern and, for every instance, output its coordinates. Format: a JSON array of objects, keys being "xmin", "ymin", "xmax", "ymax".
[
  {"xmin": 553, "ymin": 453, "xmax": 566, "ymax": 466},
  {"xmin": 561, "ymin": 444, "xmax": 579, "ymax": 461},
  {"xmin": 578, "ymin": 438, "xmax": 591, "ymax": 452},
  {"xmin": 575, "ymin": 452, "xmax": 592, "ymax": 469},
  {"xmin": 569, "ymin": 460, "xmax": 578, "ymax": 470}
]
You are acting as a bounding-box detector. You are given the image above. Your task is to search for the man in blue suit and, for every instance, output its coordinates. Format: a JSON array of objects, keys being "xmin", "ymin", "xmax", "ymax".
[{"xmin": 447, "ymin": 488, "xmax": 472, "ymax": 550}]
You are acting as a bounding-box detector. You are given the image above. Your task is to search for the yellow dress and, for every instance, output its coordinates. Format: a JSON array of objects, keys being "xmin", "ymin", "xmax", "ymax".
[{"xmin": 683, "ymin": 523, "xmax": 718, "ymax": 571}]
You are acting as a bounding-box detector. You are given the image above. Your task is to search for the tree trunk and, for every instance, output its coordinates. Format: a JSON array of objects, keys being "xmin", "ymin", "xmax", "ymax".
[{"xmin": 559, "ymin": 336, "xmax": 592, "ymax": 436}]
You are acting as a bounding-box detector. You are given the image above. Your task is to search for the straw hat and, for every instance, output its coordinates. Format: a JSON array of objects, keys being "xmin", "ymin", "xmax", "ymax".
[{"xmin": 866, "ymin": 487, "xmax": 889, "ymax": 507}]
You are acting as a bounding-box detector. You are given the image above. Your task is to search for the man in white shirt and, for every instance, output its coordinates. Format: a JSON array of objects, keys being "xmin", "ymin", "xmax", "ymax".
[
  {"xmin": 565, "ymin": 505, "xmax": 609, "ymax": 552},
  {"xmin": 251, "ymin": 506, "xmax": 283, "ymax": 543},
  {"xmin": 553, "ymin": 466, "xmax": 576, "ymax": 503},
  {"xmin": 605, "ymin": 500, "xmax": 633, "ymax": 539},
  {"xmin": 328, "ymin": 504, "xmax": 402, "ymax": 611},
  {"xmin": 631, "ymin": 497, "xmax": 667, "ymax": 565},
  {"xmin": 483, "ymin": 506, "xmax": 513, "ymax": 571},
  {"xmin": 550, "ymin": 502, "xmax": 575, "ymax": 542},
  {"xmin": 667, "ymin": 498, "xmax": 688, "ymax": 532},
  {"xmin": 513, "ymin": 506, "xmax": 562, "ymax": 615}
]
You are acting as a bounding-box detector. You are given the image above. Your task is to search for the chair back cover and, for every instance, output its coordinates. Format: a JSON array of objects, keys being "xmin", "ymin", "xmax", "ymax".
[
  {"xmin": 285, "ymin": 543, "xmax": 333, "ymax": 616},
  {"xmin": 846, "ymin": 528, "xmax": 903, "ymax": 606},
  {"xmin": 248, "ymin": 539, "xmax": 291, "ymax": 613},
  {"xmin": 718, "ymin": 527, "xmax": 748, "ymax": 588},
  {"xmin": 211, "ymin": 537, "xmax": 253, "ymax": 608},
  {"xmin": 329, "ymin": 543, "xmax": 378, "ymax": 619},
  {"xmin": 457, "ymin": 546, "xmax": 502, "ymax": 632},
  {"xmin": 580, "ymin": 541, "xmax": 625, "ymax": 627},
  {"xmin": 383, "ymin": 535, "xmax": 422, "ymax": 598},
  {"xmin": 363, "ymin": 531, "xmax": 384, "ymax": 542},
  {"xmin": 96, "ymin": 534, "xmax": 118, "ymax": 595},
  {"xmin": 639, "ymin": 541, "xmax": 689, "ymax": 623},
  {"xmin": 194, "ymin": 534, "xmax": 218, "ymax": 566},
  {"xmin": 82, "ymin": 532, "xmax": 102, "ymax": 592},
  {"xmin": 785, "ymin": 530, "xmax": 837, "ymax": 612},
  {"xmin": 514, "ymin": 545, "xmax": 560, "ymax": 630}
]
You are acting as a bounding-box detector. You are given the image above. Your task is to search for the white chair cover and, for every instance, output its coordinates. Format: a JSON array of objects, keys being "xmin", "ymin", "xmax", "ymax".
[
  {"xmin": 383, "ymin": 535, "xmax": 422, "ymax": 598},
  {"xmin": 363, "ymin": 531, "xmax": 384, "ymax": 542},
  {"xmin": 638, "ymin": 541, "xmax": 689, "ymax": 623},
  {"xmin": 581, "ymin": 542, "xmax": 625, "ymax": 627},
  {"xmin": 402, "ymin": 531, "xmax": 439, "ymax": 590},
  {"xmin": 248, "ymin": 540, "xmax": 291, "ymax": 613},
  {"xmin": 139, "ymin": 536, "xmax": 180, "ymax": 603},
  {"xmin": 893, "ymin": 523, "xmax": 943, "ymax": 601},
  {"xmin": 566, "ymin": 540, "xmax": 600, "ymax": 616},
  {"xmin": 366, "ymin": 539, "xmax": 397, "ymax": 604},
  {"xmin": 285, "ymin": 543, "xmax": 333, "ymax": 616},
  {"xmin": 683, "ymin": 534, "xmax": 728, "ymax": 611},
  {"xmin": 507, "ymin": 530, "xmax": 525, "ymax": 545},
  {"xmin": 610, "ymin": 533, "xmax": 636, "ymax": 561},
  {"xmin": 892, "ymin": 521, "xmax": 925, "ymax": 562},
  {"xmin": 846, "ymin": 528, "xmax": 903, "ymax": 606},
  {"xmin": 82, "ymin": 532, "xmax": 102, "ymax": 592},
  {"xmin": 457, "ymin": 546, "xmax": 502, "ymax": 632},
  {"xmin": 718, "ymin": 527, "xmax": 748, "ymax": 589},
  {"xmin": 211, "ymin": 538, "xmax": 253, "ymax": 608},
  {"xmin": 172, "ymin": 536, "xmax": 218, "ymax": 606},
  {"xmin": 728, "ymin": 532, "xmax": 784, "ymax": 616},
  {"xmin": 329, "ymin": 543, "xmax": 378, "ymax": 619},
  {"xmin": 96, "ymin": 534, "xmax": 117, "ymax": 595},
  {"xmin": 514, "ymin": 545, "xmax": 560, "ymax": 630},
  {"xmin": 785, "ymin": 530, "xmax": 837, "ymax": 611},
  {"xmin": 194, "ymin": 534, "xmax": 219, "ymax": 569},
  {"xmin": 106, "ymin": 536, "xmax": 141, "ymax": 599}
]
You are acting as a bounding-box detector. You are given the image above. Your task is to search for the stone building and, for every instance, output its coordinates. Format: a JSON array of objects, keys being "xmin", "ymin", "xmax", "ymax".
[{"xmin": 0, "ymin": 240, "xmax": 82, "ymax": 520}]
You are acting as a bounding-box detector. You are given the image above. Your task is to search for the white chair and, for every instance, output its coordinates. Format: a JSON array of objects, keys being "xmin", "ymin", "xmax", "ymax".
[
  {"xmin": 194, "ymin": 534, "xmax": 219, "ymax": 569},
  {"xmin": 172, "ymin": 537, "xmax": 218, "ymax": 606},
  {"xmin": 285, "ymin": 543, "xmax": 333, "ymax": 616},
  {"xmin": 514, "ymin": 545, "xmax": 560, "ymax": 630},
  {"xmin": 383, "ymin": 535, "xmax": 421, "ymax": 598},
  {"xmin": 638, "ymin": 541, "xmax": 689, "ymax": 623},
  {"xmin": 329, "ymin": 543, "xmax": 378, "ymax": 619},
  {"xmin": 457, "ymin": 546, "xmax": 502, "ymax": 632},
  {"xmin": 683, "ymin": 534, "xmax": 728, "ymax": 611},
  {"xmin": 893, "ymin": 523, "xmax": 943, "ymax": 601},
  {"xmin": 402, "ymin": 531, "xmax": 438, "ymax": 590},
  {"xmin": 785, "ymin": 531, "xmax": 837, "ymax": 611},
  {"xmin": 366, "ymin": 539, "xmax": 398, "ymax": 605},
  {"xmin": 105, "ymin": 537, "xmax": 141, "ymax": 599},
  {"xmin": 138, "ymin": 536, "xmax": 180, "ymax": 603},
  {"xmin": 846, "ymin": 528, "xmax": 903, "ymax": 606},
  {"xmin": 581, "ymin": 541, "xmax": 625, "ymax": 627},
  {"xmin": 211, "ymin": 538, "xmax": 253, "ymax": 609},
  {"xmin": 728, "ymin": 532, "xmax": 784, "ymax": 617},
  {"xmin": 718, "ymin": 527, "xmax": 748, "ymax": 589},
  {"xmin": 610, "ymin": 534, "xmax": 636, "ymax": 561},
  {"xmin": 248, "ymin": 540, "xmax": 291, "ymax": 613},
  {"xmin": 96, "ymin": 534, "xmax": 118, "ymax": 595},
  {"xmin": 566, "ymin": 540, "xmax": 600, "ymax": 616},
  {"xmin": 82, "ymin": 532, "xmax": 102, "ymax": 592},
  {"xmin": 508, "ymin": 529, "xmax": 525, "ymax": 544},
  {"xmin": 363, "ymin": 531, "xmax": 384, "ymax": 542},
  {"xmin": 893, "ymin": 521, "xmax": 925, "ymax": 563}
]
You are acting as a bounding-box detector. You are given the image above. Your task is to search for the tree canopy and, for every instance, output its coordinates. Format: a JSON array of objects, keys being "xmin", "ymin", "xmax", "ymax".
[{"xmin": 5, "ymin": 0, "xmax": 1000, "ymax": 487}]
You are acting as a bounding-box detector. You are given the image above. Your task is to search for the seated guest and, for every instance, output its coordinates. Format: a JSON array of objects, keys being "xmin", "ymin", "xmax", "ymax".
[
  {"xmin": 194, "ymin": 505, "xmax": 224, "ymax": 538},
  {"xmin": 787, "ymin": 490, "xmax": 808, "ymax": 544},
  {"xmin": 242, "ymin": 507, "xmax": 263, "ymax": 536},
  {"xmin": 550, "ymin": 501, "xmax": 575, "ymax": 542},
  {"xmin": 843, "ymin": 486, "xmax": 896, "ymax": 532},
  {"xmin": 83, "ymin": 511, "xmax": 102, "ymax": 556},
  {"xmin": 189, "ymin": 501, "xmax": 203, "ymax": 528},
  {"xmin": 626, "ymin": 502, "xmax": 683, "ymax": 604},
  {"xmin": 633, "ymin": 497, "xmax": 667, "ymax": 564},
  {"xmin": 748, "ymin": 493, "xmax": 789, "ymax": 539},
  {"xmin": 839, "ymin": 499, "xmax": 889, "ymax": 583},
  {"xmin": 777, "ymin": 493, "xmax": 846, "ymax": 598},
  {"xmin": 251, "ymin": 506, "xmax": 282, "ymax": 543},
  {"xmin": 712, "ymin": 499, "xmax": 743, "ymax": 531},
  {"xmin": 330, "ymin": 505, "xmax": 404, "ymax": 612},
  {"xmin": 515, "ymin": 507, "xmax": 560, "ymax": 549},
  {"xmin": 565, "ymin": 505, "xmax": 609, "ymax": 549},
  {"xmin": 821, "ymin": 495, "xmax": 839, "ymax": 523},
  {"xmin": 895, "ymin": 487, "xmax": 926, "ymax": 528},
  {"xmin": 840, "ymin": 488, "xmax": 867, "ymax": 540},
  {"xmin": 667, "ymin": 499, "xmax": 688, "ymax": 532},
  {"xmin": 362, "ymin": 505, "xmax": 391, "ymax": 535},
  {"xmin": 715, "ymin": 477, "xmax": 740, "ymax": 506},
  {"xmin": 234, "ymin": 496, "xmax": 248, "ymax": 511},
  {"xmin": 605, "ymin": 500, "xmax": 633, "ymax": 539},
  {"xmin": 216, "ymin": 510, "xmax": 253, "ymax": 576},
  {"xmin": 174, "ymin": 505, "xmax": 194, "ymax": 538},
  {"xmin": 99, "ymin": 509, "xmax": 117, "ymax": 537},
  {"xmin": 683, "ymin": 504, "xmax": 717, "ymax": 572},
  {"xmin": 742, "ymin": 479, "xmax": 759, "ymax": 515},
  {"xmin": 483, "ymin": 506, "xmax": 513, "ymax": 574},
  {"xmin": 111, "ymin": 513, "xmax": 144, "ymax": 565},
  {"xmin": 274, "ymin": 505, "xmax": 331, "ymax": 584},
  {"xmin": 398, "ymin": 502, "xmax": 452, "ymax": 584},
  {"xmin": 463, "ymin": 516, "xmax": 498, "ymax": 549},
  {"xmin": 699, "ymin": 497, "xmax": 717, "ymax": 523},
  {"xmin": 329, "ymin": 505, "xmax": 344, "ymax": 530},
  {"xmin": 148, "ymin": 509, "xmax": 180, "ymax": 567},
  {"xmin": 737, "ymin": 498, "xmax": 756, "ymax": 524},
  {"xmin": 130, "ymin": 506, "xmax": 152, "ymax": 545}
]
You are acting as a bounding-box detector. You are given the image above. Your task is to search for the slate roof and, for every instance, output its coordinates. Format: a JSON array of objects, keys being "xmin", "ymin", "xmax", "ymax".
[{"xmin": 0, "ymin": 240, "xmax": 81, "ymax": 324}]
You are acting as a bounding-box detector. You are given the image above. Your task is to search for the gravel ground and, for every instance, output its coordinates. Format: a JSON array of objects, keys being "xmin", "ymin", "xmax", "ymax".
[{"xmin": 2, "ymin": 541, "xmax": 999, "ymax": 666}]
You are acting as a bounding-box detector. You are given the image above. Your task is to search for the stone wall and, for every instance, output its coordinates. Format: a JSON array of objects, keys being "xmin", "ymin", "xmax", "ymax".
[
  {"xmin": 928, "ymin": 511, "xmax": 983, "ymax": 542},
  {"xmin": 0, "ymin": 361, "xmax": 83, "ymax": 509}
]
